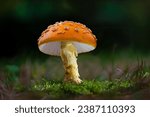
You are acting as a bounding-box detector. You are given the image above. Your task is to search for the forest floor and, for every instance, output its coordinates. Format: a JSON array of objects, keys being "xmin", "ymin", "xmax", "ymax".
[{"xmin": 0, "ymin": 50, "xmax": 150, "ymax": 99}]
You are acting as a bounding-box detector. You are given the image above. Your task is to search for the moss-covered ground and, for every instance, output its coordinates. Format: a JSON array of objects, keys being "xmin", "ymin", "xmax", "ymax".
[{"xmin": 0, "ymin": 50, "xmax": 150, "ymax": 99}]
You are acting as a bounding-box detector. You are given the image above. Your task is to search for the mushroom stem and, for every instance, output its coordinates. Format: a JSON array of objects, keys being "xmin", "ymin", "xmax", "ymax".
[{"xmin": 60, "ymin": 41, "xmax": 82, "ymax": 84}]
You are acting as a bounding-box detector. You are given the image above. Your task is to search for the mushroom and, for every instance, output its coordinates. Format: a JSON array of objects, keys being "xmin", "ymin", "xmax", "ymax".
[{"xmin": 38, "ymin": 21, "xmax": 97, "ymax": 84}]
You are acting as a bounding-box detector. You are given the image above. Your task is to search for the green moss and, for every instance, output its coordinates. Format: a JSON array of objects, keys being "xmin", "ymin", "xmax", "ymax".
[{"xmin": 30, "ymin": 79, "xmax": 140, "ymax": 99}]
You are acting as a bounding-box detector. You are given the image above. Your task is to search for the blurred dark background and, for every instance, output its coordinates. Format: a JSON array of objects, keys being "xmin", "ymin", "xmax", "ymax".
[{"xmin": 0, "ymin": 0, "xmax": 150, "ymax": 57}]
